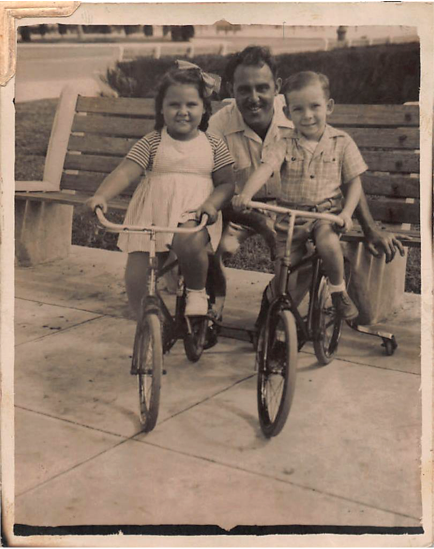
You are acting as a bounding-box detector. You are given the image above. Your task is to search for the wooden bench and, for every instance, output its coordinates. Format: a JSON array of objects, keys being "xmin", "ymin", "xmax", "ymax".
[{"xmin": 15, "ymin": 87, "xmax": 420, "ymax": 323}]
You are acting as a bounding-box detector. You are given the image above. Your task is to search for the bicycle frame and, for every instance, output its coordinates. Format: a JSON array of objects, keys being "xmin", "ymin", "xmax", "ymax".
[
  {"xmin": 246, "ymin": 201, "xmax": 344, "ymax": 349},
  {"xmin": 95, "ymin": 207, "xmax": 209, "ymax": 353}
]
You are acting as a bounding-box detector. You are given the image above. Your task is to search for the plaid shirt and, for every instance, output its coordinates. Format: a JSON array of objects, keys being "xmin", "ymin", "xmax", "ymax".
[
  {"xmin": 208, "ymin": 96, "xmax": 293, "ymax": 199},
  {"xmin": 263, "ymin": 124, "xmax": 368, "ymax": 206}
]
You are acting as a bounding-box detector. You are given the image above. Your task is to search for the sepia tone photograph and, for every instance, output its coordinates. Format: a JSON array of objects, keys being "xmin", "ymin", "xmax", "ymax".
[{"xmin": 3, "ymin": 1, "xmax": 432, "ymax": 545}]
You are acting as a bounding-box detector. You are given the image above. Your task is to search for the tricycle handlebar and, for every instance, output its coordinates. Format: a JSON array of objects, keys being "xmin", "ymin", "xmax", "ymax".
[
  {"xmin": 95, "ymin": 206, "xmax": 209, "ymax": 234},
  {"xmin": 246, "ymin": 201, "xmax": 344, "ymax": 227}
]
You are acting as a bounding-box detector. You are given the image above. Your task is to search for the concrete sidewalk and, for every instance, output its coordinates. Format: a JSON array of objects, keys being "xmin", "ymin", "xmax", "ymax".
[{"xmin": 14, "ymin": 245, "xmax": 422, "ymax": 530}]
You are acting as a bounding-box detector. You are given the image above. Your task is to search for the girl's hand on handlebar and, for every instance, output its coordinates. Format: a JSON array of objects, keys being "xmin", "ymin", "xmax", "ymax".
[
  {"xmin": 336, "ymin": 212, "xmax": 353, "ymax": 233},
  {"xmin": 196, "ymin": 201, "xmax": 218, "ymax": 225},
  {"xmin": 231, "ymin": 193, "xmax": 252, "ymax": 211},
  {"xmin": 85, "ymin": 195, "xmax": 108, "ymax": 214}
]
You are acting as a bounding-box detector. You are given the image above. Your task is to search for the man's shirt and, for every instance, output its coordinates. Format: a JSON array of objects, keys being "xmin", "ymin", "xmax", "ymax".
[{"xmin": 208, "ymin": 95, "xmax": 293, "ymax": 199}]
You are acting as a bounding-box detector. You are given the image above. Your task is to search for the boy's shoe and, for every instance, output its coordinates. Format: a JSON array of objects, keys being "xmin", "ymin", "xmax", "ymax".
[
  {"xmin": 331, "ymin": 291, "xmax": 359, "ymax": 320},
  {"xmin": 185, "ymin": 289, "xmax": 208, "ymax": 316}
]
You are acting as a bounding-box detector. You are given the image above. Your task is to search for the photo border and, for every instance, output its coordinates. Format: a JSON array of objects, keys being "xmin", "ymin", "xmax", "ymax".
[{"xmin": 2, "ymin": 2, "xmax": 432, "ymax": 546}]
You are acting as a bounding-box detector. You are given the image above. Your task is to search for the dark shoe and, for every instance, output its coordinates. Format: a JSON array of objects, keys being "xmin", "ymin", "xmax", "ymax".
[
  {"xmin": 204, "ymin": 318, "xmax": 220, "ymax": 350},
  {"xmin": 331, "ymin": 291, "xmax": 359, "ymax": 320}
]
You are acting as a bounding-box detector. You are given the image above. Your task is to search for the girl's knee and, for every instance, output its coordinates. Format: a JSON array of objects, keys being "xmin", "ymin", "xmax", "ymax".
[{"xmin": 173, "ymin": 229, "xmax": 208, "ymax": 258}]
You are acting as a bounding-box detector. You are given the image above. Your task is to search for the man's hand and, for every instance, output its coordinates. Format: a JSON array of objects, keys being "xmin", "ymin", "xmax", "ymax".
[
  {"xmin": 335, "ymin": 212, "xmax": 353, "ymax": 233},
  {"xmin": 85, "ymin": 195, "xmax": 108, "ymax": 214},
  {"xmin": 232, "ymin": 193, "xmax": 252, "ymax": 211},
  {"xmin": 197, "ymin": 201, "xmax": 218, "ymax": 225},
  {"xmin": 365, "ymin": 227, "xmax": 405, "ymax": 263}
]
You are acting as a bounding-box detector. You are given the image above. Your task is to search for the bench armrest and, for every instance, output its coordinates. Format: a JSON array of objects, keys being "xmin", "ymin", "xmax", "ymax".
[{"xmin": 15, "ymin": 181, "xmax": 59, "ymax": 192}]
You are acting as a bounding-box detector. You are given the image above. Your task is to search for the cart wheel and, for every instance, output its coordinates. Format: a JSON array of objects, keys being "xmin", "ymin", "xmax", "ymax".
[{"xmin": 382, "ymin": 337, "xmax": 397, "ymax": 356}]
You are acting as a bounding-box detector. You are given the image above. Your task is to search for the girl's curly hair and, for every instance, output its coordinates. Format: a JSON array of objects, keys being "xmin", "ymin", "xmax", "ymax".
[{"xmin": 154, "ymin": 67, "xmax": 212, "ymax": 132}]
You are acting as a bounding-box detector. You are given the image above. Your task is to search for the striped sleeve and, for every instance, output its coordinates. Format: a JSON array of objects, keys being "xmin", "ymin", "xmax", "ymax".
[
  {"xmin": 126, "ymin": 131, "xmax": 161, "ymax": 172},
  {"xmin": 206, "ymin": 133, "xmax": 234, "ymax": 172}
]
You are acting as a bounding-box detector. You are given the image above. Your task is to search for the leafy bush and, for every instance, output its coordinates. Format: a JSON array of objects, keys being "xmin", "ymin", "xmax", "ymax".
[{"xmin": 106, "ymin": 42, "xmax": 419, "ymax": 104}]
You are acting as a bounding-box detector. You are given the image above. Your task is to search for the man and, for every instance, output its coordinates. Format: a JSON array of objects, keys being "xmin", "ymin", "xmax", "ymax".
[{"xmin": 208, "ymin": 45, "xmax": 404, "ymax": 330}]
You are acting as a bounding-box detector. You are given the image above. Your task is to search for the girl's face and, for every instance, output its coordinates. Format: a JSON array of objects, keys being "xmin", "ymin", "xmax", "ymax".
[{"xmin": 162, "ymin": 84, "xmax": 205, "ymax": 140}]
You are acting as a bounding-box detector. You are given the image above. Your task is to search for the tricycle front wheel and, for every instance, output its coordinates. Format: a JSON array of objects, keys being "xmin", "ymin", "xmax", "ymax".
[
  {"xmin": 134, "ymin": 313, "xmax": 163, "ymax": 433},
  {"xmin": 257, "ymin": 309, "xmax": 298, "ymax": 438}
]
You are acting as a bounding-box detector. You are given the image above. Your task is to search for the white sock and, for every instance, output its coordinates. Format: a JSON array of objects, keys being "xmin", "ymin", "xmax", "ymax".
[
  {"xmin": 328, "ymin": 281, "xmax": 346, "ymax": 294},
  {"xmin": 186, "ymin": 288, "xmax": 207, "ymax": 295}
]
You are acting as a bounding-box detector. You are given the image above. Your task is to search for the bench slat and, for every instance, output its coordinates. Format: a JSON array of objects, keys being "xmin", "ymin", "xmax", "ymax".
[
  {"xmin": 76, "ymin": 97, "xmax": 228, "ymax": 117},
  {"xmin": 70, "ymin": 126, "xmax": 418, "ymax": 152},
  {"xmin": 329, "ymin": 104, "xmax": 419, "ymax": 127},
  {"xmin": 363, "ymin": 173, "xmax": 419, "ymax": 198},
  {"xmin": 76, "ymin": 98, "xmax": 419, "ymax": 128},
  {"xmin": 61, "ymin": 172, "xmax": 139, "ymax": 196},
  {"xmin": 15, "ymin": 190, "xmax": 129, "ymax": 211},
  {"xmin": 68, "ymin": 135, "xmax": 137, "ymax": 156},
  {"xmin": 72, "ymin": 115, "xmax": 155, "ymax": 138},
  {"xmin": 342, "ymin": 228, "xmax": 420, "ymax": 247},
  {"xmin": 362, "ymin": 150, "xmax": 419, "ymax": 173},
  {"xmin": 367, "ymin": 198, "xmax": 419, "ymax": 224},
  {"xmin": 65, "ymin": 153, "xmax": 121, "ymax": 173},
  {"xmin": 76, "ymin": 96, "xmax": 155, "ymax": 117},
  {"xmin": 339, "ymin": 127, "xmax": 419, "ymax": 149}
]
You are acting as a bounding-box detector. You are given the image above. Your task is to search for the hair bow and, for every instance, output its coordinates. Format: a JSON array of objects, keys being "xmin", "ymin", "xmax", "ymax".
[{"xmin": 176, "ymin": 59, "xmax": 221, "ymax": 97}]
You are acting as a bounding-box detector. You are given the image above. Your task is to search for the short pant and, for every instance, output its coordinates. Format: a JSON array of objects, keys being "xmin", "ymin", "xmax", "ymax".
[{"xmin": 275, "ymin": 197, "xmax": 343, "ymax": 260}]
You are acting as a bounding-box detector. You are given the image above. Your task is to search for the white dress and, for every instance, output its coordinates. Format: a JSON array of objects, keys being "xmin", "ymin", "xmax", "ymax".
[{"xmin": 118, "ymin": 128, "xmax": 233, "ymax": 253}]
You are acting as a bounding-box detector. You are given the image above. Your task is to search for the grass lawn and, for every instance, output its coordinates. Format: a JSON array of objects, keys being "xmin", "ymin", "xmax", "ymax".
[{"xmin": 15, "ymin": 98, "xmax": 421, "ymax": 294}]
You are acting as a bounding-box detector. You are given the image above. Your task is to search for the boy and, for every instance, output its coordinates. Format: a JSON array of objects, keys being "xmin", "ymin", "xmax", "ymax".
[{"xmin": 233, "ymin": 71, "xmax": 368, "ymax": 319}]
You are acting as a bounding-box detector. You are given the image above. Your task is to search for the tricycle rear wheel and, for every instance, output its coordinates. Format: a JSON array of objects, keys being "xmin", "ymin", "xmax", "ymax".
[
  {"xmin": 312, "ymin": 275, "xmax": 343, "ymax": 365},
  {"xmin": 183, "ymin": 316, "xmax": 209, "ymax": 362}
]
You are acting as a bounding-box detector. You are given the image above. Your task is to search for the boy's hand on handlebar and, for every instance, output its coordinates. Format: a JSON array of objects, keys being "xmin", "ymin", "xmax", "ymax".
[
  {"xmin": 336, "ymin": 212, "xmax": 353, "ymax": 233},
  {"xmin": 196, "ymin": 201, "xmax": 218, "ymax": 225},
  {"xmin": 85, "ymin": 195, "xmax": 108, "ymax": 214},
  {"xmin": 232, "ymin": 193, "xmax": 252, "ymax": 211}
]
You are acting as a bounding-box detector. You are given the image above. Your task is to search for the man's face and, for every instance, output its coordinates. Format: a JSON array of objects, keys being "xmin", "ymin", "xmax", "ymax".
[{"xmin": 230, "ymin": 63, "xmax": 281, "ymax": 133}]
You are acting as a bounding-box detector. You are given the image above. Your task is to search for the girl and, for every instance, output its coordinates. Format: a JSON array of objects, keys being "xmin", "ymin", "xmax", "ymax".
[{"xmin": 86, "ymin": 61, "xmax": 235, "ymax": 317}]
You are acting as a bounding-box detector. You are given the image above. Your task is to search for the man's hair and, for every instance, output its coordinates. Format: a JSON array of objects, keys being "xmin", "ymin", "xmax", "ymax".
[
  {"xmin": 224, "ymin": 45, "xmax": 278, "ymax": 85},
  {"xmin": 154, "ymin": 66, "xmax": 212, "ymax": 132},
  {"xmin": 282, "ymin": 71, "xmax": 331, "ymax": 101}
]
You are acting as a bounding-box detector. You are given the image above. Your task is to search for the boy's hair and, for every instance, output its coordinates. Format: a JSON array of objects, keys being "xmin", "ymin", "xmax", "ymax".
[
  {"xmin": 224, "ymin": 45, "xmax": 278, "ymax": 84},
  {"xmin": 154, "ymin": 67, "xmax": 212, "ymax": 132},
  {"xmin": 282, "ymin": 71, "xmax": 331, "ymax": 101}
]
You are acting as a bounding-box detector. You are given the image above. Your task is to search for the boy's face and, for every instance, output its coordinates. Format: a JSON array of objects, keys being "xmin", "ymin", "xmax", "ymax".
[{"xmin": 284, "ymin": 83, "xmax": 334, "ymax": 141}]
